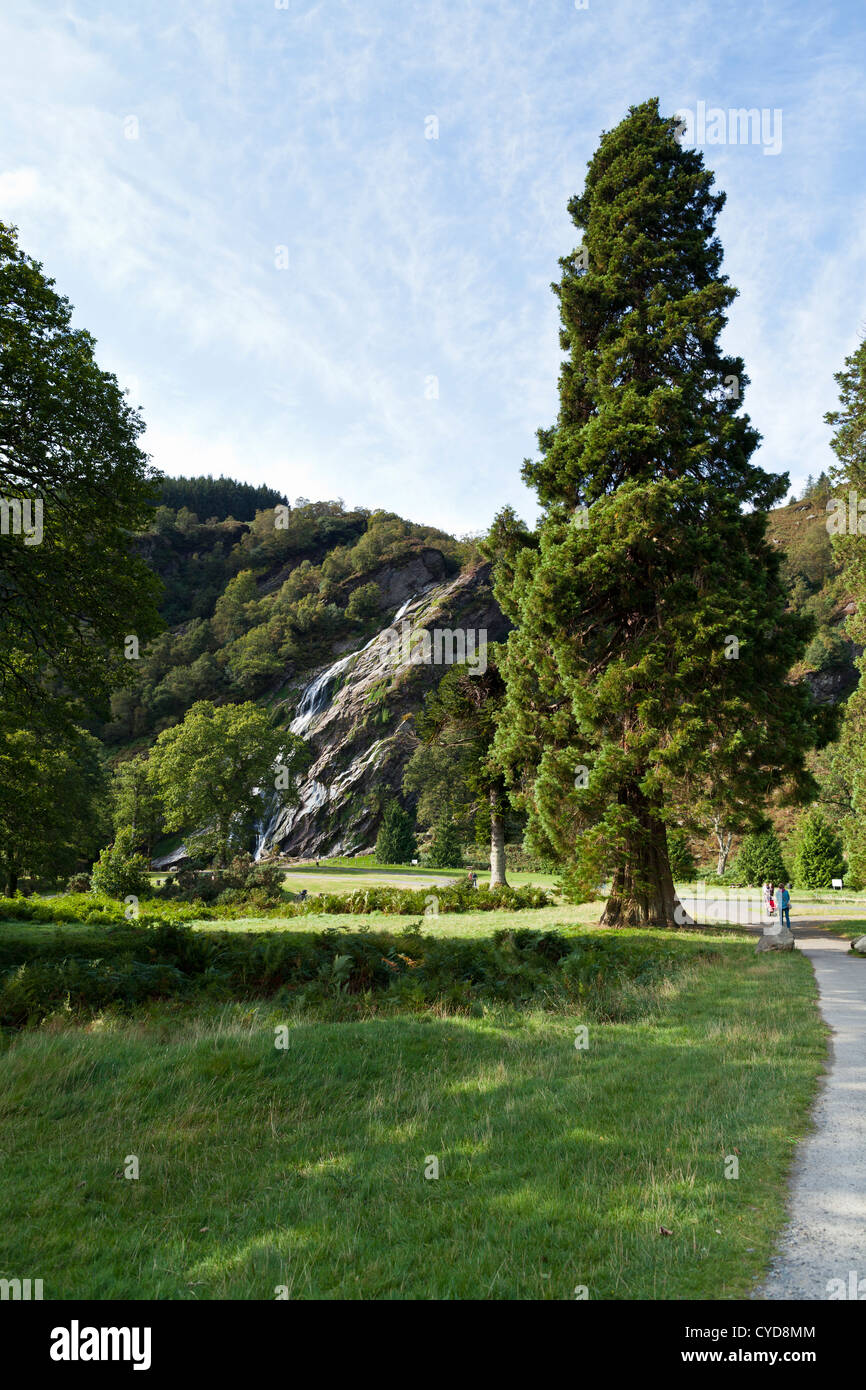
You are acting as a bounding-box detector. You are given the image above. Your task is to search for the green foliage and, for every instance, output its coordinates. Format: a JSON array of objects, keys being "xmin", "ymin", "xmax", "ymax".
[
  {"xmin": 0, "ymin": 220, "xmax": 162, "ymax": 722},
  {"xmin": 733, "ymin": 829, "xmax": 789, "ymax": 888},
  {"xmin": 90, "ymin": 827, "xmax": 151, "ymax": 900},
  {"xmin": 804, "ymin": 630, "xmax": 849, "ymax": 673},
  {"xmin": 825, "ymin": 335, "xmax": 866, "ymax": 895},
  {"xmin": 793, "ymin": 810, "xmax": 845, "ymax": 890},
  {"xmin": 827, "ymin": 335, "xmax": 866, "ymax": 650},
  {"xmin": 0, "ymin": 720, "xmax": 109, "ymax": 894},
  {"xmin": 0, "ymin": 918, "xmax": 699, "ymax": 1028},
  {"xmin": 147, "ymin": 700, "xmax": 308, "ymax": 866},
  {"xmin": 375, "ymin": 800, "xmax": 416, "ymax": 864},
  {"xmin": 404, "ymin": 650, "xmax": 508, "ymax": 826},
  {"xmin": 156, "ymin": 475, "xmax": 287, "ymax": 522},
  {"xmin": 492, "ymin": 99, "xmax": 831, "ymax": 924},
  {"xmin": 667, "ymin": 829, "xmax": 697, "ymax": 882},
  {"xmin": 280, "ymin": 881, "xmax": 553, "ymax": 916},
  {"xmin": 425, "ymin": 810, "xmax": 464, "ymax": 869},
  {"xmin": 111, "ymin": 755, "xmax": 163, "ymax": 855},
  {"xmin": 346, "ymin": 581, "xmax": 381, "ymax": 620}
]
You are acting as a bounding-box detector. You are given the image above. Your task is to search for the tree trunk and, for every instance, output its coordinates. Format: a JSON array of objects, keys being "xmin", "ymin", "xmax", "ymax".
[
  {"xmin": 716, "ymin": 831, "xmax": 733, "ymax": 877},
  {"xmin": 489, "ymin": 787, "xmax": 507, "ymax": 888},
  {"xmin": 600, "ymin": 786, "xmax": 693, "ymax": 928},
  {"xmin": 6, "ymin": 868, "xmax": 18, "ymax": 896}
]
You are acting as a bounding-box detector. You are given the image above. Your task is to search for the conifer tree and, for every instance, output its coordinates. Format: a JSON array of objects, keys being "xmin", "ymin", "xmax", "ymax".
[
  {"xmin": 426, "ymin": 809, "xmax": 464, "ymax": 870},
  {"xmin": 825, "ymin": 336, "xmax": 866, "ymax": 882},
  {"xmin": 734, "ymin": 828, "xmax": 789, "ymax": 888},
  {"xmin": 374, "ymin": 800, "xmax": 416, "ymax": 865},
  {"xmin": 492, "ymin": 99, "xmax": 831, "ymax": 927},
  {"xmin": 793, "ymin": 810, "xmax": 845, "ymax": 890}
]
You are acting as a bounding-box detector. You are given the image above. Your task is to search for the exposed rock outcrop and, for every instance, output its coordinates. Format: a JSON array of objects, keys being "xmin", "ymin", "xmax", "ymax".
[{"xmin": 255, "ymin": 562, "xmax": 508, "ymax": 858}]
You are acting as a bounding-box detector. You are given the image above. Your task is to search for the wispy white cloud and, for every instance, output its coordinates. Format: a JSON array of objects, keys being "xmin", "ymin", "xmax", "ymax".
[{"xmin": 0, "ymin": 0, "xmax": 864, "ymax": 531}]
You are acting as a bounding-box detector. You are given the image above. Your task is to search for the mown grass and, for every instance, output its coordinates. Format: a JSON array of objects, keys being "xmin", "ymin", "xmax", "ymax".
[
  {"xmin": 189, "ymin": 902, "xmax": 602, "ymax": 937},
  {"xmin": 0, "ymin": 929, "xmax": 825, "ymax": 1300}
]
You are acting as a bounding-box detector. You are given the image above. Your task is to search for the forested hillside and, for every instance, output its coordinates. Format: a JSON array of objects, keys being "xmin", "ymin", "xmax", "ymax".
[
  {"xmin": 105, "ymin": 494, "xmax": 472, "ymax": 745},
  {"xmin": 95, "ymin": 470, "xmax": 859, "ymax": 870}
]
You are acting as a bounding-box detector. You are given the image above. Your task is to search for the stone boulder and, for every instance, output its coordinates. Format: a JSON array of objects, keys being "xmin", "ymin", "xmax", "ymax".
[
  {"xmin": 850, "ymin": 936, "xmax": 866, "ymax": 954},
  {"xmin": 755, "ymin": 928, "xmax": 795, "ymax": 953}
]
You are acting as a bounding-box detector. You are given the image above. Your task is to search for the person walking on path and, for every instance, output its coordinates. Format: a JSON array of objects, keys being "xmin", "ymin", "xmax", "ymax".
[
  {"xmin": 778, "ymin": 883, "xmax": 791, "ymax": 933},
  {"xmin": 763, "ymin": 881, "xmax": 774, "ymax": 918}
]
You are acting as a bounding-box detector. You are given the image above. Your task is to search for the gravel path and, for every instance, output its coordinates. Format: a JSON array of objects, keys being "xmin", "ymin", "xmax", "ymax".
[{"xmin": 756, "ymin": 922, "xmax": 866, "ymax": 1301}]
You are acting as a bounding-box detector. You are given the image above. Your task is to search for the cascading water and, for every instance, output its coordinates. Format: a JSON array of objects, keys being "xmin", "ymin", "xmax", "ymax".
[{"xmin": 254, "ymin": 593, "xmax": 427, "ymax": 859}]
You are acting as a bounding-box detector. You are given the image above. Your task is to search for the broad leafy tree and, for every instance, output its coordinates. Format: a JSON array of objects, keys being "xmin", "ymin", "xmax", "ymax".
[
  {"xmin": 110, "ymin": 755, "xmax": 164, "ymax": 859},
  {"xmin": 493, "ymin": 99, "xmax": 831, "ymax": 926},
  {"xmin": 0, "ymin": 221, "xmax": 162, "ymax": 722},
  {"xmin": 147, "ymin": 701, "xmax": 307, "ymax": 866},
  {"xmin": 0, "ymin": 720, "xmax": 109, "ymax": 894}
]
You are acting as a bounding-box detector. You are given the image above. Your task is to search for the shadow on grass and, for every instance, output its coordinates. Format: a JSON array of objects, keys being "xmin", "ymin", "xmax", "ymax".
[{"xmin": 0, "ymin": 948, "xmax": 825, "ymax": 1301}]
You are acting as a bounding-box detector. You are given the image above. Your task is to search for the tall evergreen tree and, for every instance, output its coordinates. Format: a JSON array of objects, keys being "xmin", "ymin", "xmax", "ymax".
[
  {"xmin": 826, "ymin": 337, "xmax": 866, "ymax": 884},
  {"xmin": 492, "ymin": 99, "xmax": 831, "ymax": 927}
]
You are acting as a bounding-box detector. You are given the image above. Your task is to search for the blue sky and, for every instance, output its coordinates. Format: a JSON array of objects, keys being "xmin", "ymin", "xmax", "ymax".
[{"xmin": 1, "ymin": 0, "xmax": 865, "ymax": 534}]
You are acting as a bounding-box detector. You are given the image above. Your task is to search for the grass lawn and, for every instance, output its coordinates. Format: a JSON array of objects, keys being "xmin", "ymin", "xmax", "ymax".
[
  {"xmin": 189, "ymin": 902, "xmax": 603, "ymax": 937},
  {"xmin": 146, "ymin": 862, "xmax": 564, "ymax": 895},
  {"xmin": 0, "ymin": 921, "xmax": 825, "ymax": 1300}
]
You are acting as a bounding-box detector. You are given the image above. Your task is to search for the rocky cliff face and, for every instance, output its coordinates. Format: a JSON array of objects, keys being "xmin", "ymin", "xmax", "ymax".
[{"xmin": 255, "ymin": 561, "xmax": 508, "ymax": 858}]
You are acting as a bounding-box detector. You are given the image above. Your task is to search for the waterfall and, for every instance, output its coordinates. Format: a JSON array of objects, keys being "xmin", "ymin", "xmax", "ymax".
[
  {"xmin": 289, "ymin": 652, "xmax": 356, "ymax": 736},
  {"xmin": 254, "ymin": 588, "xmax": 433, "ymax": 860}
]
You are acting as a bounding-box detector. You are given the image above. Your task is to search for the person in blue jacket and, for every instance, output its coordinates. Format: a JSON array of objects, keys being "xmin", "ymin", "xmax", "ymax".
[{"xmin": 777, "ymin": 883, "xmax": 791, "ymax": 933}]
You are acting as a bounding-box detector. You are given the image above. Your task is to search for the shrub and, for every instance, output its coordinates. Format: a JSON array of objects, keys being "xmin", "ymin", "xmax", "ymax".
[
  {"xmin": 66, "ymin": 873, "xmax": 92, "ymax": 894},
  {"xmin": 0, "ymin": 921, "xmax": 713, "ymax": 1028},
  {"xmin": 804, "ymin": 631, "xmax": 849, "ymax": 673},
  {"xmin": 90, "ymin": 828, "xmax": 150, "ymax": 900},
  {"xmin": 346, "ymin": 581, "xmax": 381, "ymax": 621},
  {"xmin": 732, "ymin": 829, "xmax": 789, "ymax": 887}
]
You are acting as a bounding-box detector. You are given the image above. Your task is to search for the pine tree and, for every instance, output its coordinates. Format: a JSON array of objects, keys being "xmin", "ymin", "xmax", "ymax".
[
  {"xmin": 374, "ymin": 800, "xmax": 416, "ymax": 865},
  {"xmin": 793, "ymin": 811, "xmax": 845, "ymax": 889},
  {"xmin": 492, "ymin": 99, "xmax": 831, "ymax": 927},
  {"xmin": 826, "ymin": 336, "xmax": 866, "ymax": 885},
  {"xmin": 426, "ymin": 809, "xmax": 464, "ymax": 870},
  {"xmin": 734, "ymin": 828, "xmax": 789, "ymax": 887}
]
